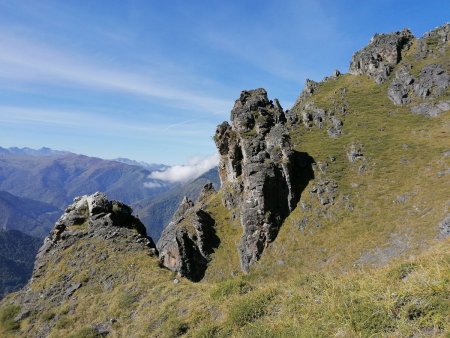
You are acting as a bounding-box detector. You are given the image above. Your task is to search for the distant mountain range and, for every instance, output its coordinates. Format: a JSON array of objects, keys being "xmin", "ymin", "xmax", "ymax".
[
  {"xmin": 0, "ymin": 146, "xmax": 220, "ymax": 297},
  {"xmin": 0, "ymin": 146, "xmax": 70, "ymax": 157},
  {"xmin": 0, "ymin": 148, "xmax": 170, "ymax": 210}
]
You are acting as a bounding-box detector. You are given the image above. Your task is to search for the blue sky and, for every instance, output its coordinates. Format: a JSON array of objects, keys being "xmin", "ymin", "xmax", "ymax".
[{"xmin": 0, "ymin": 0, "xmax": 448, "ymax": 165}]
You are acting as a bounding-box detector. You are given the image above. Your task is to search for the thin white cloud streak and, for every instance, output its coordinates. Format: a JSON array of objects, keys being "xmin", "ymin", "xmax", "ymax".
[
  {"xmin": 149, "ymin": 153, "xmax": 219, "ymax": 183},
  {"xmin": 0, "ymin": 105, "xmax": 215, "ymax": 138},
  {"xmin": 0, "ymin": 35, "xmax": 231, "ymax": 115}
]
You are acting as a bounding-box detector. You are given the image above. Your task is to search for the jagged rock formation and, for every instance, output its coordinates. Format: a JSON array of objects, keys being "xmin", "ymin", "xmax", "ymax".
[
  {"xmin": 416, "ymin": 23, "xmax": 450, "ymax": 58},
  {"xmin": 289, "ymin": 78, "xmax": 348, "ymax": 138},
  {"xmin": 388, "ymin": 63, "xmax": 450, "ymax": 107},
  {"xmin": 214, "ymin": 89, "xmax": 301, "ymax": 272},
  {"xmin": 6, "ymin": 193, "xmax": 156, "ymax": 335},
  {"xmin": 349, "ymin": 29, "xmax": 414, "ymax": 84},
  {"xmin": 34, "ymin": 192, "xmax": 156, "ymax": 279},
  {"xmin": 157, "ymin": 183, "xmax": 218, "ymax": 281}
]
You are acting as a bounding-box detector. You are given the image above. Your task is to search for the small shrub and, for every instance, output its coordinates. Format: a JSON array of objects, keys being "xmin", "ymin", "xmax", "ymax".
[
  {"xmin": 55, "ymin": 315, "xmax": 73, "ymax": 329},
  {"xmin": 0, "ymin": 304, "xmax": 20, "ymax": 332}
]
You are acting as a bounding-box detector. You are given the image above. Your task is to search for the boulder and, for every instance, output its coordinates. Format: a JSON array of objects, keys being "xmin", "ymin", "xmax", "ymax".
[
  {"xmin": 411, "ymin": 101, "xmax": 450, "ymax": 117},
  {"xmin": 413, "ymin": 64, "xmax": 450, "ymax": 98}
]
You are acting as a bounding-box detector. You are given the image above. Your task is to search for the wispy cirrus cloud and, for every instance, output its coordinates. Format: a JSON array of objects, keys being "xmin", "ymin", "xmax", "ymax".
[
  {"xmin": 0, "ymin": 105, "xmax": 216, "ymax": 139},
  {"xmin": 0, "ymin": 34, "xmax": 231, "ymax": 115}
]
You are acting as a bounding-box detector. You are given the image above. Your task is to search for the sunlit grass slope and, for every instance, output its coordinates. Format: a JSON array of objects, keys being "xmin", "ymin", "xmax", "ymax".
[{"xmin": 1, "ymin": 36, "xmax": 449, "ymax": 338}]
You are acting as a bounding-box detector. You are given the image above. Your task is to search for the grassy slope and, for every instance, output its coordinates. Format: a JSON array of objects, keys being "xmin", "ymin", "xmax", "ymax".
[{"xmin": 1, "ymin": 39, "xmax": 450, "ymax": 337}]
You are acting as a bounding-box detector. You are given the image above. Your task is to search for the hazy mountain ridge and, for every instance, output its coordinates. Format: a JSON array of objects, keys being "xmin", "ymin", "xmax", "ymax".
[
  {"xmin": 0, "ymin": 151, "xmax": 170, "ymax": 209},
  {"xmin": 0, "ymin": 191, "xmax": 61, "ymax": 238},
  {"xmin": 112, "ymin": 157, "xmax": 169, "ymax": 171}
]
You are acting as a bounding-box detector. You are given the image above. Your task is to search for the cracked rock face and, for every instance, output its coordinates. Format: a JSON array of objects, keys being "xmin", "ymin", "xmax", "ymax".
[
  {"xmin": 214, "ymin": 88, "xmax": 299, "ymax": 272},
  {"xmin": 349, "ymin": 29, "xmax": 414, "ymax": 84},
  {"xmin": 157, "ymin": 184, "xmax": 218, "ymax": 281},
  {"xmin": 387, "ymin": 63, "xmax": 450, "ymax": 116}
]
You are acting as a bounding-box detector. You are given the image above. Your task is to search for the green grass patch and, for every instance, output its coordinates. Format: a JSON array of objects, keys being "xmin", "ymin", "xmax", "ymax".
[
  {"xmin": 227, "ymin": 289, "xmax": 275, "ymax": 327},
  {"xmin": 0, "ymin": 304, "xmax": 20, "ymax": 334}
]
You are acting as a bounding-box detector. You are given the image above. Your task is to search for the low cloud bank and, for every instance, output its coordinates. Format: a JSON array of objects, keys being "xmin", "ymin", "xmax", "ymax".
[
  {"xmin": 149, "ymin": 153, "xmax": 219, "ymax": 183},
  {"xmin": 143, "ymin": 181, "xmax": 166, "ymax": 189}
]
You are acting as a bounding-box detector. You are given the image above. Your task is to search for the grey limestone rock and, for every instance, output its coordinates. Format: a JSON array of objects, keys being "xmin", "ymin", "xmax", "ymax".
[
  {"xmin": 14, "ymin": 193, "xmax": 156, "ymax": 320},
  {"xmin": 388, "ymin": 64, "xmax": 415, "ymax": 105},
  {"xmin": 416, "ymin": 23, "xmax": 450, "ymax": 58},
  {"xmin": 214, "ymin": 88, "xmax": 302, "ymax": 272},
  {"xmin": 414, "ymin": 64, "xmax": 450, "ymax": 99},
  {"xmin": 310, "ymin": 179, "xmax": 338, "ymax": 206},
  {"xmin": 287, "ymin": 79, "xmax": 319, "ymax": 124},
  {"xmin": 347, "ymin": 142, "xmax": 365, "ymax": 163},
  {"xmin": 439, "ymin": 214, "xmax": 450, "ymax": 237},
  {"xmin": 349, "ymin": 29, "xmax": 414, "ymax": 84},
  {"xmin": 411, "ymin": 101, "xmax": 450, "ymax": 117},
  {"xmin": 327, "ymin": 116, "xmax": 343, "ymax": 137},
  {"xmin": 387, "ymin": 63, "xmax": 450, "ymax": 111},
  {"xmin": 35, "ymin": 192, "xmax": 155, "ymax": 274},
  {"xmin": 156, "ymin": 185, "xmax": 218, "ymax": 281}
]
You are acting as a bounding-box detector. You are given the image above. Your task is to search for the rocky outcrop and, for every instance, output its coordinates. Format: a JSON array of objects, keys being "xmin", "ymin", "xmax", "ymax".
[
  {"xmin": 416, "ymin": 23, "xmax": 450, "ymax": 59},
  {"xmin": 387, "ymin": 63, "xmax": 450, "ymax": 115},
  {"xmin": 214, "ymin": 89, "xmax": 301, "ymax": 272},
  {"xmin": 388, "ymin": 64, "xmax": 415, "ymax": 105},
  {"xmin": 156, "ymin": 184, "xmax": 218, "ymax": 281},
  {"xmin": 286, "ymin": 79, "xmax": 318, "ymax": 125},
  {"xmin": 310, "ymin": 179, "xmax": 338, "ymax": 206},
  {"xmin": 9, "ymin": 192, "xmax": 156, "ymax": 332},
  {"xmin": 414, "ymin": 64, "xmax": 450, "ymax": 98},
  {"xmin": 349, "ymin": 29, "xmax": 414, "ymax": 84},
  {"xmin": 34, "ymin": 192, "xmax": 156, "ymax": 279}
]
